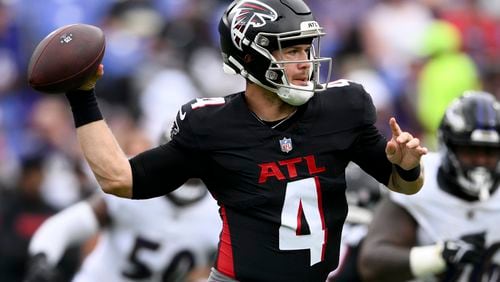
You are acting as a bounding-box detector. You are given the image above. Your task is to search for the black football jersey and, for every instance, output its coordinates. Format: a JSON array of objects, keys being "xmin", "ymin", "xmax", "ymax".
[{"xmin": 130, "ymin": 80, "xmax": 393, "ymax": 282}]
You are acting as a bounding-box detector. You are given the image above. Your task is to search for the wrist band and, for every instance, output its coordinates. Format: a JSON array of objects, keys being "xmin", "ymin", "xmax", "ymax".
[
  {"xmin": 409, "ymin": 245, "xmax": 446, "ymax": 277},
  {"xmin": 65, "ymin": 89, "xmax": 103, "ymax": 127},
  {"xmin": 395, "ymin": 164, "xmax": 421, "ymax": 182}
]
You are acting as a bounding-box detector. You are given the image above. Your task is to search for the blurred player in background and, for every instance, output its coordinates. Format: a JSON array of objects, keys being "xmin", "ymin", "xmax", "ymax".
[
  {"xmin": 24, "ymin": 127, "xmax": 221, "ymax": 282},
  {"xmin": 359, "ymin": 91, "xmax": 500, "ymax": 281},
  {"xmin": 0, "ymin": 153, "xmax": 80, "ymax": 282}
]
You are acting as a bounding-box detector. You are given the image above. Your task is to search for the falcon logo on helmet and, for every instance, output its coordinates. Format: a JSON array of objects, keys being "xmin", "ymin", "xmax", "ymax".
[{"xmin": 231, "ymin": 0, "xmax": 278, "ymax": 51}]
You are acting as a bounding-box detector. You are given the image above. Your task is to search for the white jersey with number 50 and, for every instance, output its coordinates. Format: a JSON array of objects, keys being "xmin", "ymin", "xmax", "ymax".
[{"xmin": 73, "ymin": 192, "xmax": 221, "ymax": 282}]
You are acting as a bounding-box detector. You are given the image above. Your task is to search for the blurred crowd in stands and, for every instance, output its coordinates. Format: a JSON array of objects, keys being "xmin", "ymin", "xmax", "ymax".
[{"xmin": 0, "ymin": 0, "xmax": 499, "ymax": 280}]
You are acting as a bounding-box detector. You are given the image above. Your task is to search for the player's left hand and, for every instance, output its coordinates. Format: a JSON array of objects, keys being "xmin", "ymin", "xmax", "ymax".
[{"xmin": 385, "ymin": 117, "xmax": 428, "ymax": 170}]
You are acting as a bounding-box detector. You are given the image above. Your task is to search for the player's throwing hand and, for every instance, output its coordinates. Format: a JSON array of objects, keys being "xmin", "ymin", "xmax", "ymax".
[{"xmin": 78, "ymin": 64, "xmax": 104, "ymax": 91}]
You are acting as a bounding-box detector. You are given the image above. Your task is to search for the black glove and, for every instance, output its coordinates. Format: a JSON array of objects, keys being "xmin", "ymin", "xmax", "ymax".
[
  {"xmin": 24, "ymin": 253, "xmax": 62, "ymax": 282},
  {"xmin": 442, "ymin": 232, "xmax": 486, "ymax": 265}
]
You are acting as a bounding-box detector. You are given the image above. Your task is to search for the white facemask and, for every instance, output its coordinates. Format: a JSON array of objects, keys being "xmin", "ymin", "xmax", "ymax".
[
  {"xmin": 457, "ymin": 166, "xmax": 494, "ymax": 201},
  {"xmin": 276, "ymin": 82, "xmax": 315, "ymax": 106}
]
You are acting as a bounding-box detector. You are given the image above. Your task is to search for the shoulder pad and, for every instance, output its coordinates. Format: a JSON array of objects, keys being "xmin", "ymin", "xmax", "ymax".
[{"xmin": 170, "ymin": 97, "xmax": 227, "ymax": 147}]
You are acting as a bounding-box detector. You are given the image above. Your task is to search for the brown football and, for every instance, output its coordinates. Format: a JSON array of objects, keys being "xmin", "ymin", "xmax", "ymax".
[{"xmin": 27, "ymin": 23, "xmax": 105, "ymax": 94}]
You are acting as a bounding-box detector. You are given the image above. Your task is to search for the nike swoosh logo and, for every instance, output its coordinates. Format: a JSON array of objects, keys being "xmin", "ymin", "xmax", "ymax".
[{"xmin": 179, "ymin": 107, "xmax": 186, "ymax": 120}]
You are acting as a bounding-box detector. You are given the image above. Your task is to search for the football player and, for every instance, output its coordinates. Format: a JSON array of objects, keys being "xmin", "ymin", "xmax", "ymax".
[
  {"xmin": 24, "ymin": 180, "xmax": 220, "ymax": 282},
  {"xmin": 359, "ymin": 91, "xmax": 500, "ymax": 281},
  {"xmin": 24, "ymin": 127, "xmax": 221, "ymax": 282},
  {"xmin": 61, "ymin": 0, "xmax": 427, "ymax": 281}
]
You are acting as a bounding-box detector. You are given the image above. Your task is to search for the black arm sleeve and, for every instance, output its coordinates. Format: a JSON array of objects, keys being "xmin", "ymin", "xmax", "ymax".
[
  {"xmin": 351, "ymin": 125, "xmax": 392, "ymax": 186},
  {"xmin": 129, "ymin": 141, "xmax": 205, "ymax": 199},
  {"xmin": 350, "ymin": 89, "xmax": 392, "ymax": 186}
]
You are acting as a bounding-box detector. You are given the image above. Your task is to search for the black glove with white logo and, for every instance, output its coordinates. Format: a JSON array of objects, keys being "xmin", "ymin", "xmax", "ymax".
[{"xmin": 442, "ymin": 232, "xmax": 486, "ymax": 266}]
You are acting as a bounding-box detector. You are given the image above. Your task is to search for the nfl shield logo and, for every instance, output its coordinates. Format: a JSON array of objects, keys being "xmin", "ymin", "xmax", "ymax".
[{"xmin": 279, "ymin": 137, "xmax": 293, "ymax": 153}]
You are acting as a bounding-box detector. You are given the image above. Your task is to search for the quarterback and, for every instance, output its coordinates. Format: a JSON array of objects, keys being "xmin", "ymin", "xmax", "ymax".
[{"xmin": 60, "ymin": 0, "xmax": 427, "ymax": 281}]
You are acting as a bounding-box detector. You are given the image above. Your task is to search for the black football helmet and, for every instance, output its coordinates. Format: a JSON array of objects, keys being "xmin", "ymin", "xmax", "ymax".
[
  {"xmin": 438, "ymin": 91, "xmax": 500, "ymax": 201},
  {"xmin": 218, "ymin": 0, "xmax": 332, "ymax": 106}
]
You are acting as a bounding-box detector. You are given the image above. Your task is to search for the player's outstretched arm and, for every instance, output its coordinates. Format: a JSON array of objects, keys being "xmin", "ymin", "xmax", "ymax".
[
  {"xmin": 69, "ymin": 64, "xmax": 133, "ymax": 198},
  {"xmin": 76, "ymin": 119, "xmax": 132, "ymax": 197},
  {"xmin": 359, "ymin": 199, "xmax": 486, "ymax": 281},
  {"xmin": 385, "ymin": 117, "xmax": 428, "ymax": 195}
]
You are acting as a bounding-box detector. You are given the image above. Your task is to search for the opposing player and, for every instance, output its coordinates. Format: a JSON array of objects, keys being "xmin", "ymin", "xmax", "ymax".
[
  {"xmin": 25, "ymin": 185, "xmax": 219, "ymax": 282},
  {"xmin": 24, "ymin": 129, "xmax": 221, "ymax": 282},
  {"xmin": 61, "ymin": 0, "xmax": 427, "ymax": 281},
  {"xmin": 359, "ymin": 91, "xmax": 500, "ymax": 281}
]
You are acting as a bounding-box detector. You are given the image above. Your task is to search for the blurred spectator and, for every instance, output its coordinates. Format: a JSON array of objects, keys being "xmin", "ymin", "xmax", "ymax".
[
  {"xmin": 139, "ymin": 68, "xmax": 200, "ymax": 143},
  {"xmin": 135, "ymin": 9, "xmax": 245, "ymax": 142},
  {"xmin": 0, "ymin": 1, "xmax": 34, "ymax": 188},
  {"xmin": 188, "ymin": 47, "xmax": 246, "ymax": 98},
  {"xmin": 340, "ymin": 55, "xmax": 395, "ymax": 137},
  {"xmin": 135, "ymin": 19, "xmax": 203, "ymax": 142},
  {"xmin": 307, "ymin": 0, "xmax": 376, "ymax": 60},
  {"xmin": 0, "ymin": 153, "xmax": 79, "ymax": 282},
  {"xmin": 12, "ymin": 0, "xmax": 112, "ymax": 59},
  {"xmin": 28, "ymin": 96, "xmax": 97, "ymax": 209},
  {"xmin": 361, "ymin": 0, "xmax": 434, "ymax": 98},
  {"xmin": 478, "ymin": 0, "xmax": 500, "ymax": 19},
  {"xmin": 0, "ymin": 2, "xmax": 22, "ymax": 94},
  {"xmin": 416, "ymin": 20, "xmax": 480, "ymax": 149},
  {"xmin": 360, "ymin": 0, "xmax": 434, "ymax": 136},
  {"xmin": 0, "ymin": 107, "xmax": 20, "ymax": 188},
  {"xmin": 438, "ymin": 0, "xmax": 500, "ymax": 73},
  {"xmin": 98, "ymin": 0, "xmax": 163, "ymax": 119}
]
